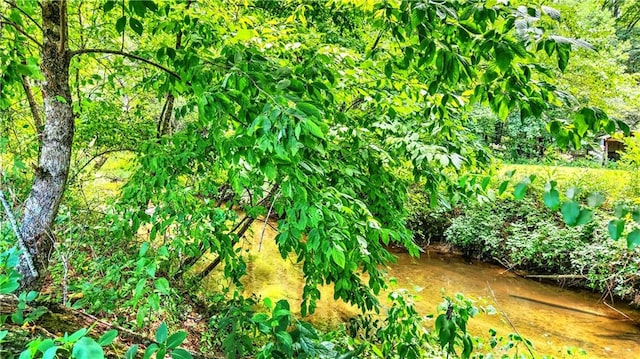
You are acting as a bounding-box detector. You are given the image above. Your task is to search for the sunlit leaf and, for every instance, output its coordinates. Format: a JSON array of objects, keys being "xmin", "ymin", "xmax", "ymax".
[
  {"xmin": 561, "ymin": 201, "xmax": 580, "ymax": 226},
  {"xmin": 607, "ymin": 219, "xmax": 625, "ymax": 240}
]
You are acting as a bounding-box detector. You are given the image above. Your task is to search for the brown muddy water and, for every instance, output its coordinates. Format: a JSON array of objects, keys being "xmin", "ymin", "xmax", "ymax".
[
  {"xmin": 201, "ymin": 221, "xmax": 640, "ymax": 358},
  {"xmin": 390, "ymin": 250, "xmax": 640, "ymax": 359}
]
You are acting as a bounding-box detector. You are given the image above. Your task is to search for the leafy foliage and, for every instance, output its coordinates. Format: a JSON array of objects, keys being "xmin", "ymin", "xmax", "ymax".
[
  {"xmin": 445, "ymin": 197, "xmax": 640, "ymax": 302},
  {"xmin": 2, "ymin": 0, "xmax": 640, "ymax": 357}
]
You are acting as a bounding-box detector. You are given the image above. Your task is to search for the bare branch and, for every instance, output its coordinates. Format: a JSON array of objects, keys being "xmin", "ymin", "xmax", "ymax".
[
  {"xmin": 0, "ymin": 190, "xmax": 38, "ymax": 278},
  {"xmin": 69, "ymin": 148, "xmax": 135, "ymax": 183},
  {"xmin": 258, "ymin": 191, "xmax": 279, "ymax": 252},
  {"xmin": 157, "ymin": 0, "xmax": 192, "ymax": 138},
  {"xmin": 20, "ymin": 74, "xmax": 43, "ymax": 152},
  {"xmin": 69, "ymin": 48, "xmax": 181, "ymax": 80}
]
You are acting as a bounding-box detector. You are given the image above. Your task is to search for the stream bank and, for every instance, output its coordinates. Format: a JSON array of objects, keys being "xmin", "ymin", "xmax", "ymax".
[{"xmin": 409, "ymin": 196, "xmax": 640, "ymax": 308}]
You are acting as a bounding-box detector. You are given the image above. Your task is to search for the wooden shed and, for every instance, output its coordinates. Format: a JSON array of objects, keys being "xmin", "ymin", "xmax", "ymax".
[{"xmin": 600, "ymin": 131, "xmax": 635, "ymax": 162}]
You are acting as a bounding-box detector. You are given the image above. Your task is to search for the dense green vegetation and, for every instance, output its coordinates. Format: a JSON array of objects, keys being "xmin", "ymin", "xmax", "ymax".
[{"xmin": 1, "ymin": 0, "xmax": 639, "ymax": 358}]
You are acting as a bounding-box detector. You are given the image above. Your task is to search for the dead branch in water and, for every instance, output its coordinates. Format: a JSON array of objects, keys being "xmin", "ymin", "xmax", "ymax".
[
  {"xmin": 509, "ymin": 294, "xmax": 617, "ymax": 319},
  {"xmin": 486, "ymin": 282, "xmax": 536, "ymax": 358},
  {"xmin": 524, "ymin": 274, "xmax": 586, "ymax": 279}
]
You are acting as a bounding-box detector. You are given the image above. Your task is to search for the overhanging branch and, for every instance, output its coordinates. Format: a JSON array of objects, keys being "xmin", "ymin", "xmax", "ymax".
[
  {"xmin": 4, "ymin": 0, "xmax": 42, "ymax": 30},
  {"xmin": 0, "ymin": 16, "xmax": 43, "ymax": 47},
  {"xmin": 69, "ymin": 48, "xmax": 181, "ymax": 80}
]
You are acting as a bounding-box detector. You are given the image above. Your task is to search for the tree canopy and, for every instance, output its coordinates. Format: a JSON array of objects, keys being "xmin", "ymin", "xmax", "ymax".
[{"xmin": 0, "ymin": 0, "xmax": 633, "ymax": 319}]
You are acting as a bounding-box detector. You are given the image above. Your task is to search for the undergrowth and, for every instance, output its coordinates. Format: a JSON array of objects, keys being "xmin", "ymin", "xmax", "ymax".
[{"xmin": 444, "ymin": 197, "xmax": 640, "ymax": 305}]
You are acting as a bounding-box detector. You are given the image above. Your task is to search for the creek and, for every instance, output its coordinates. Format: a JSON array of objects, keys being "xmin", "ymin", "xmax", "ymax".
[
  {"xmin": 202, "ymin": 222, "xmax": 640, "ymax": 358},
  {"xmin": 388, "ymin": 250, "xmax": 640, "ymax": 359}
]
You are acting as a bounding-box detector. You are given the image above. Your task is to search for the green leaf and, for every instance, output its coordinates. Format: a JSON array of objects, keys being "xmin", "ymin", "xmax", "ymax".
[
  {"xmin": 587, "ymin": 192, "xmax": 605, "ymax": 208},
  {"xmin": 371, "ymin": 345, "xmax": 384, "ymax": 358},
  {"xmin": 384, "ymin": 62, "xmax": 393, "ymax": 79},
  {"xmin": 513, "ymin": 182, "xmax": 528, "ymax": 200},
  {"xmin": 38, "ymin": 340, "xmax": 55, "ymax": 353},
  {"xmin": 543, "ymin": 189, "xmax": 560, "ymax": 210},
  {"xmin": 498, "ymin": 180, "xmax": 509, "ymax": 195},
  {"xmin": 116, "ymin": 16, "xmax": 127, "ymax": 33},
  {"xmin": 166, "ymin": 331, "xmax": 187, "ymax": 349},
  {"xmin": 125, "ymin": 345, "xmax": 139, "ymax": 359},
  {"xmin": 557, "ymin": 43, "xmax": 570, "ymax": 72},
  {"xmin": 575, "ymin": 209, "xmax": 593, "ymax": 226},
  {"xmin": 148, "ymin": 293, "xmax": 160, "ymax": 311},
  {"xmin": 235, "ymin": 28, "xmax": 255, "ymax": 41},
  {"xmin": 156, "ymin": 322, "xmax": 168, "ymax": 343},
  {"xmin": 566, "ymin": 187, "xmax": 580, "ymax": 200},
  {"xmin": 305, "ymin": 119, "xmax": 325, "ymax": 139},
  {"xmin": 138, "ymin": 242, "xmax": 150, "ymax": 257},
  {"xmin": 276, "ymin": 79, "xmax": 291, "ymax": 90},
  {"xmin": 103, "ymin": 0, "xmax": 116, "ymax": 12},
  {"xmin": 494, "ymin": 43, "xmax": 513, "ymax": 72},
  {"xmin": 497, "ymin": 100, "xmax": 509, "ymax": 120},
  {"xmin": 42, "ymin": 346, "xmax": 58, "ymax": 359},
  {"xmin": 97, "ymin": 330, "xmax": 118, "ymax": 346},
  {"xmin": 144, "ymin": 0, "xmax": 158, "ymax": 12},
  {"xmin": 0, "ymin": 280, "xmax": 19, "ymax": 294},
  {"xmin": 560, "ymin": 201, "xmax": 580, "ymax": 226},
  {"xmin": 68, "ymin": 328, "xmax": 88, "ymax": 342},
  {"xmin": 617, "ymin": 120, "xmax": 630, "ymax": 136},
  {"xmin": 608, "ymin": 219, "xmax": 625, "ymax": 240},
  {"xmin": 614, "ymin": 204, "xmax": 629, "ymax": 218},
  {"xmin": 331, "ymin": 249, "xmax": 346, "ymax": 269},
  {"xmin": 26, "ymin": 291, "xmax": 37, "ymax": 302},
  {"xmin": 627, "ymin": 229, "xmax": 640, "ymax": 249},
  {"xmin": 632, "ymin": 209, "xmax": 640, "ymax": 224},
  {"xmin": 130, "ymin": 0, "xmax": 147, "ymax": 17},
  {"xmin": 275, "ymin": 331, "xmax": 293, "ymax": 352},
  {"xmin": 134, "ymin": 278, "xmax": 146, "ymax": 298},
  {"xmin": 143, "ymin": 344, "xmax": 158, "ymax": 359},
  {"xmin": 129, "ymin": 17, "xmax": 143, "ymax": 36},
  {"xmin": 171, "ymin": 348, "xmax": 194, "ymax": 359},
  {"xmin": 296, "ymin": 102, "xmax": 322, "ymax": 119},
  {"xmin": 72, "ymin": 337, "xmax": 104, "ymax": 359},
  {"xmin": 154, "ymin": 277, "xmax": 170, "ymax": 295}
]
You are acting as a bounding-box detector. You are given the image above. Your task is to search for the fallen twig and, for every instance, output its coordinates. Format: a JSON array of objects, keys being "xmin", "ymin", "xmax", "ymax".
[
  {"xmin": 602, "ymin": 301, "xmax": 634, "ymax": 322},
  {"xmin": 486, "ymin": 282, "xmax": 536, "ymax": 358},
  {"xmin": 524, "ymin": 274, "xmax": 586, "ymax": 279}
]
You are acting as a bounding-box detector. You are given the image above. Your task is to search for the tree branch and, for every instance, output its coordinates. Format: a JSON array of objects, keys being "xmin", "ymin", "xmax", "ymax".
[
  {"xmin": 369, "ymin": 26, "xmax": 386, "ymax": 54},
  {"xmin": 69, "ymin": 148, "xmax": 135, "ymax": 183},
  {"xmin": 0, "ymin": 190, "xmax": 38, "ymax": 278},
  {"xmin": 58, "ymin": 0, "xmax": 67, "ymax": 54},
  {"xmin": 0, "ymin": 17, "xmax": 43, "ymax": 47},
  {"xmin": 20, "ymin": 73, "xmax": 43, "ymax": 153},
  {"xmin": 68, "ymin": 48, "xmax": 181, "ymax": 80},
  {"xmin": 4, "ymin": 0, "xmax": 42, "ymax": 30}
]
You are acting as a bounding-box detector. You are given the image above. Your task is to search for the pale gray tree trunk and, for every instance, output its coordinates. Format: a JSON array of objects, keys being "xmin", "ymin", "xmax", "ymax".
[{"xmin": 17, "ymin": 0, "xmax": 74, "ymax": 290}]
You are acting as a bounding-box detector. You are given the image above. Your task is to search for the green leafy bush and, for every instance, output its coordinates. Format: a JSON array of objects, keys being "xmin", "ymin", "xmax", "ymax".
[
  {"xmin": 406, "ymin": 186, "xmax": 455, "ymax": 246},
  {"xmin": 445, "ymin": 197, "xmax": 640, "ymax": 304}
]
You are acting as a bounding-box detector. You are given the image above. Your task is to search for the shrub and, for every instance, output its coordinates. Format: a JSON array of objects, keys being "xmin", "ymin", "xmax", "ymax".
[
  {"xmin": 444, "ymin": 196, "xmax": 640, "ymax": 304},
  {"xmin": 406, "ymin": 186, "xmax": 455, "ymax": 246}
]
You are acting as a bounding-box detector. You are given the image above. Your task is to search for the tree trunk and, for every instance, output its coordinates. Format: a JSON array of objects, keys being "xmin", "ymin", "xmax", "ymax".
[{"xmin": 17, "ymin": 0, "xmax": 73, "ymax": 291}]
